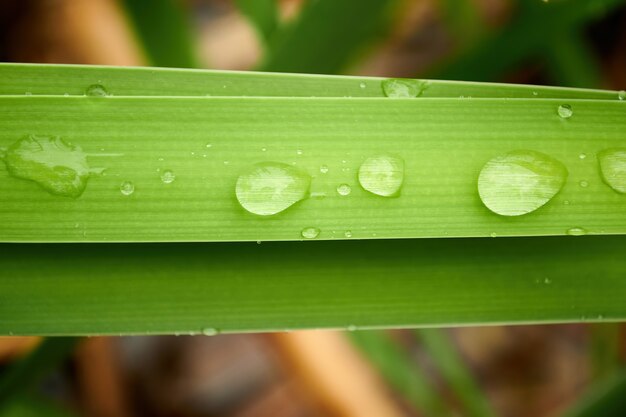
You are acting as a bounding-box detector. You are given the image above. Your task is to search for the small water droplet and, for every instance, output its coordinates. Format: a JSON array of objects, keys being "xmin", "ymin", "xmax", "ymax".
[
  {"xmin": 579, "ymin": 180, "xmax": 588, "ymax": 188},
  {"xmin": 236, "ymin": 162, "xmax": 311, "ymax": 216},
  {"xmin": 25, "ymin": 91, "xmax": 32, "ymax": 96},
  {"xmin": 85, "ymin": 84, "xmax": 108, "ymax": 97},
  {"xmin": 161, "ymin": 169, "xmax": 175, "ymax": 184},
  {"xmin": 567, "ymin": 227, "xmax": 587, "ymax": 236},
  {"xmin": 202, "ymin": 327, "xmax": 219, "ymax": 336},
  {"xmin": 347, "ymin": 325, "xmax": 358, "ymax": 331},
  {"xmin": 490, "ymin": 232, "xmax": 497, "ymax": 238},
  {"xmin": 618, "ymin": 90, "xmax": 625, "ymax": 101},
  {"xmin": 478, "ymin": 150, "xmax": 568, "ymax": 216},
  {"xmin": 320, "ymin": 165, "xmax": 329, "ymax": 174},
  {"xmin": 336, "ymin": 183, "xmax": 351, "ymax": 196},
  {"xmin": 1, "ymin": 135, "xmax": 93, "ymax": 198},
  {"xmin": 301, "ymin": 227, "xmax": 320, "ymax": 239},
  {"xmin": 557, "ymin": 104, "xmax": 573, "ymax": 119},
  {"xmin": 223, "ymin": 161, "xmax": 230, "ymax": 165},
  {"xmin": 120, "ymin": 181, "xmax": 134, "ymax": 196},
  {"xmin": 382, "ymin": 78, "xmax": 427, "ymax": 98},
  {"xmin": 563, "ymin": 200, "xmax": 570, "ymax": 205},
  {"xmin": 344, "ymin": 230, "xmax": 352, "ymax": 238},
  {"xmin": 532, "ymin": 91, "xmax": 538, "ymax": 96},
  {"xmin": 158, "ymin": 157, "xmax": 164, "ymax": 162},
  {"xmin": 358, "ymin": 154, "xmax": 405, "ymax": 197},
  {"xmin": 206, "ymin": 143, "xmax": 213, "ymax": 148},
  {"xmin": 296, "ymin": 149, "xmax": 303, "ymax": 155},
  {"xmin": 544, "ymin": 277, "xmax": 552, "ymax": 284},
  {"xmin": 579, "ymin": 153, "xmax": 587, "ymax": 160},
  {"xmin": 598, "ymin": 148, "xmax": 626, "ymax": 193},
  {"xmin": 359, "ymin": 82, "xmax": 366, "ymax": 89}
]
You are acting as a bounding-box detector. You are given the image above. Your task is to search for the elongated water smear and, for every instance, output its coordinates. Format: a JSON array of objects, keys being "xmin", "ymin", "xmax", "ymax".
[
  {"xmin": 236, "ymin": 162, "xmax": 311, "ymax": 216},
  {"xmin": 478, "ymin": 150, "xmax": 568, "ymax": 216},
  {"xmin": 381, "ymin": 78, "xmax": 428, "ymax": 98},
  {"xmin": 598, "ymin": 148, "xmax": 626, "ymax": 193},
  {"xmin": 1, "ymin": 135, "xmax": 99, "ymax": 198},
  {"xmin": 358, "ymin": 154, "xmax": 405, "ymax": 197}
]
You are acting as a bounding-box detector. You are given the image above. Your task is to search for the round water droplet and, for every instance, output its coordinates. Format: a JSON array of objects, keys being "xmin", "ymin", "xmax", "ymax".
[
  {"xmin": 544, "ymin": 277, "xmax": 552, "ymax": 284},
  {"xmin": 202, "ymin": 327, "xmax": 219, "ymax": 336},
  {"xmin": 567, "ymin": 227, "xmax": 587, "ymax": 236},
  {"xmin": 490, "ymin": 232, "xmax": 497, "ymax": 238},
  {"xmin": 382, "ymin": 78, "xmax": 427, "ymax": 98},
  {"xmin": 477, "ymin": 150, "xmax": 568, "ymax": 216},
  {"xmin": 579, "ymin": 180, "xmax": 588, "ymax": 188},
  {"xmin": 557, "ymin": 104, "xmax": 573, "ymax": 119},
  {"xmin": 336, "ymin": 183, "xmax": 351, "ymax": 196},
  {"xmin": 85, "ymin": 84, "xmax": 108, "ymax": 97},
  {"xmin": 359, "ymin": 82, "xmax": 366, "ymax": 89},
  {"xmin": 296, "ymin": 149, "xmax": 303, "ymax": 155},
  {"xmin": 236, "ymin": 162, "xmax": 311, "ymax": 216},
  {"xmin": 320, "ymin": 165, "xmax": 329, "ymax": 174},
  {"xmin": 161, "ymin": 169, "xmax": 175, "ymax": 184},
  {"xmin": 618, "ymin": 90, "xmax": 625, "ymax": 101},
  {"xmin": 344, "ymin": 230, "xmax": 352, "ymax": 238},
  {"xmin": 579, "ymin": 153, "xmax": 587, "ymax": 160},
  {"xmin": 261, "ymin": 147, "xmax": 267, "ymax": 152},
  {"xmin": 598, "ymin": 148, "xmax": 626, "ymax": 193},
  {"xmin": 358, "ymin": 154, "xmax": 405, "ymax": 197},
  {"xmin": 120, "ymin": 181, "xmax": 134, "ymax": 196},
  {"xmin": 206, "ymin": 143, "xmax": 213, "ymax": 148},
  {"xmin": 301, "ymin": 227, "xmax": 320, "ymax": 239},
  {"xmin": 532, "ymin": 91, "xmax": 538, "ymax": 96}
]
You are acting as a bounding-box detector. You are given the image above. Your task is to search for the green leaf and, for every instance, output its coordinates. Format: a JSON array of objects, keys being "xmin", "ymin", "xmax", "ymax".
[
  {"xmin": 1, "ymin": 236, "xmax": 625, "ymax": 335},
  {"xmin": 563, "ymin": 371, "xmax": 626, "ymax": 417},
  {"xmin": 120, "ymin": 0, "xmax": 198, "ymax": 68},
  {"xmin": 260, "ymin": 0, "xmax": 398, "ymax": 74},
  {"xmin": 235, "ymin": 0, "xmax": 279, "ymax": 45},
  {"xmin": 0, "ymin": 64, "xmax": 619, "ymax": 100}
]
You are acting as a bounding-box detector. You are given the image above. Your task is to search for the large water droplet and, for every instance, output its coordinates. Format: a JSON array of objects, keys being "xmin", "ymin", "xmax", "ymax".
[
  {"xmin": 236, "ymin": 162, "xmax": 311, "ymax": 216},
  {"xmin": 85, "ymin": 84, "xmax": 108, "ymax": 97},
  {"xmin": 477, "ymin": 150, "xmax": 568, "ymax": 216},
  {"xmin": 557, "ymin": 104, "xmax": 573, "ymax": 119},
  {"xmin": 120, "ymin": 181, "xmax": 135, "ymax": 196},
  {"xmin": 301, "ymin": 227, "xmax": 320, "ymax": 239},
  {"xmin": 336, "ymin": 183, "xmax": 351, "ymax": 196},
  {"xmin": 382, "ymin": 78, "xmax": 427, "ymax": 98},
  {"xmin": 598, "ymin": 148, "xmax": 626, "ymax": 193},
  {"xmin": 1, "ymin": 135, "xmax": 93, "ymax": 198},
  {"xmin": 358, "ymin": 154, "xmax": 404, "ymax": 197},
  {"xmin": 160, "ymin": 169, "xmax": 175, "ymax": 184}
]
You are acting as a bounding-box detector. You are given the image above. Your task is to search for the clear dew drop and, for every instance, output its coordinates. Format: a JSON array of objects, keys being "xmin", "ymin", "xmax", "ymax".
[
  {"xmin": 579, "ymin": 153, "xmax": 587, "ymax": 160},
  {"xmin": 557, "ymin": 104, "xmax": 573, "ymax": 119},
  {"xmin": 381, "ymin": 78, "xmax": 428, "ymax": 98},
  {"xmin": 490, "ymin": 232, "xmax": 497, "ymax": 238},
  {"xmin": 579, "ymin": 180, "xmax": 589, "ymax": 188},
  {"xmin": 206, "ymin": 143, "xmax": 213, "ymax": 149},
  {"xmin": 160, "ymin": 169, "xmax": 176, "ymax": 184},
  {"xmin": 236, "ymin": 162, "xmax": 311, "ymax": 216},
  {"xmin": 359, "ymin": 82, "xmax": 366, "ymax": 89},
  {"xmin": 120, "ymin": 181, "xmax": 135, "ymax": 196},
  {"xmin": 344, "ymin": 230, "xmax": 352, "ymax": 238},
  {"xmin": 567, "ymin": 227, "xmax": 587, "ymax": 236},
  {"xmin": 358, "ymin": 154, "xmax": 405, "ymax": 197},
  {"xmin": 1, "ymin": 135, "xmax": 93, "ymax": 198},
  {"xmin": 336, "ymin": 183, "xmax": 351, "ymax": 196},
  {"xmin": 85, "ymin": 84, "xmax": 109, "ymax": 97},
  {"xmin": 202, "ymin": 327, "xmax": 219, "ymax": 336},
  {"xmin": 477, "ymin": 150, "xmax": 568, "ymax": 216},
  {"xmin": 301, "ymin": 227, "xmax": 320, "ymax": 239},
  {"xmin": 320, "ymin": 164, "xmax": 329, "ymax": 174},
  {"xmin": 618, "ymin": 90, "xmax": 625, "ymax": 101},
  {"xmin": 597, "ymin": 148, "xmax": 626, "ymax": 193}
]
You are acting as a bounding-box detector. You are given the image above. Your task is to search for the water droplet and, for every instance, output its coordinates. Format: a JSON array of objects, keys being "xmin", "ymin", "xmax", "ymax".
[
  {"xmin": 120, "ymin": 181, "xmax": 134, "ymax": 196},
  {"xmin": 160, "ymin": 169, "xmax": 175, "ymax": 184},
  {"xmin": 296, "ymin": 149, "xmax": 303, "ymax": 155},
  {"xmin": 557, "ymin": 104, "xmax": 573, "ymax": 119},
  {"xmin": 532, "ymin": 91, "xmax": 538, "ymax": 96},
  {"xmin": 223, "ymin": 161, "xmax": 230, "ymax": 165},
  {"xmin": 1, "ymin": 135, "xmax": 93, "ymax": 198},
  {"xmin": 206, "ymin": 143, "xmax": 213, "ymax": 148},
  {"xmin": 85, "ymin": 84, "xmax": 108, "ymax": 97},
  {"xmin": 25, "ymin": 91, "xmax": 32, "ymax": 96},
  {"xmin": 347, "ymin": 325, "xmax": 358, "ymax": 331},
  {"xmin": 618, "ymin": 90, "xmax": 625, "ymax": 101},
  {"xmin": 382, "ymin": 78, "xmax": 427, "ymax": 98},
  {"xmin": 359, "ymin": 82, "xmax": 366, "ymax": 89},
  {"xmin": 598, "ymin": 148, "xmax": 626, "ymax": 193},
  {"xmin": 567, "ymin": 227, "xmax": 587, "ymax": 236},
  {"xmin": 477, "ymin": 150, "xmax": 568, "ymax": 216},
  {"xmin": 301, "ymin": 227, "xmax": 320, "ymax": 239},
  {"xmin": 344, "ymin": 230, "xmax": 352, "ymax": 238},
  {"xmin": 202, "ymin": 327, "xmax": 219, "ymax": 336},
  {"xmin": 336, "ymin": 183, "xmax": 351, "ymax": 196},
  {"xmin": 579, "ymin": 153, "xmax": 587, "ymax": 160},
  {"xmin": 563, "ymin": 200, "xmax": 570, "ymax": 205},
  {"xmin": 358, "ymin": 154, "xmax": 405, "ymax": 197},
  {"xmin": 320, "ymin": 165, "xmax": 329, "ymax": 174},
  {"xmin": 236, "ymin": 162, "xmax": 311, "ymax": 216},
  {"xmin": 544, "ymin": 277, "xmax": 552, "ymax": 284},
  {"xmin": 579, "ymin": 180, "xmax": 588, "ymax": 188},
  {"xmin": 490, "ymin": 232, "xmax": 497, "ymax": 238}
]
